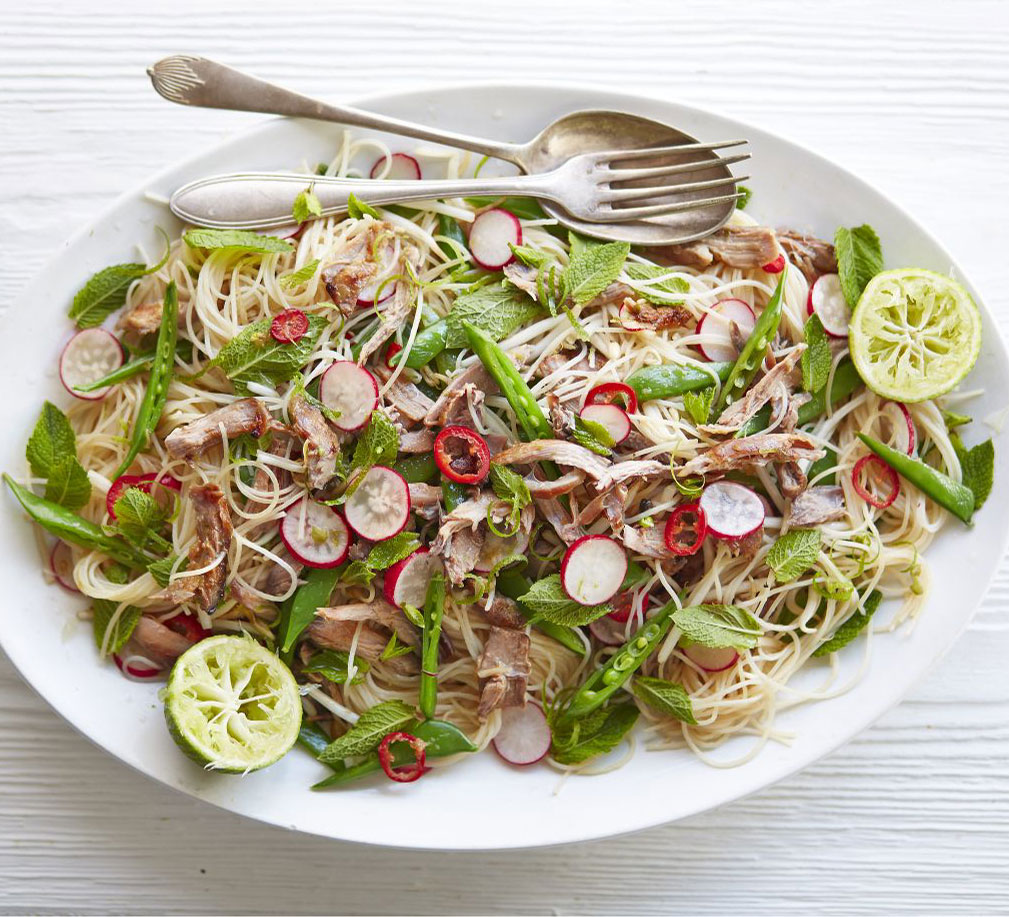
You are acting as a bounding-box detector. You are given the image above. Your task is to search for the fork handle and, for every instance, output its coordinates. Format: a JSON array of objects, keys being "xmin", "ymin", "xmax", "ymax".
[
  {"xmin": 170, "ymin": 172, "xmax": 553, "ymax": 229},
  {"xmin": 149, "ymin": 56, "xmax": 525, "ymax": 166}
]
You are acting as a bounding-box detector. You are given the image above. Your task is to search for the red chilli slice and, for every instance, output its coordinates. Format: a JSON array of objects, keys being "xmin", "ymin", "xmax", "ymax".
[
  {"xmin": 434, "ymin": 426, "xmax": 491, "ymax": 484},
  {"xmin": 762, "ymin": 253, "xmax": 785, "ymax": 273},
  {"xmin": 663, "ymin": 502, "xmax": 707, "ymax": 555},
  {"xmin": 585, "ymin": 382, "xmax": 638, "ymax": 414},
  {"xmin": 270, "ymin": 309, "xmax": 310, "ymax": 344},
  {"xmin": 385, "ymin": 342, "xmax": 403, "ymax": 369},
  {"xmin": 852, "ymin": 454, "xmax": 899, "ymax": 509},
  {"xmin": 106, "ymin": 472, "xmax": 182, "ymax": 520},
  {"xmin": 378, "ymin": 731, "xmax": 428, "ymax": 783}
]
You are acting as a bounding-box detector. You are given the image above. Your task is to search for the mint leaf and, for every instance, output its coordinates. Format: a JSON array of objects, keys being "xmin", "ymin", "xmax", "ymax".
[
  {"xmin": 183, "ymin": 228, "xmax": 295, "ymax": 255},
  {"xmin": 292, "ymin": 187, "xmax": 323, "ymax": 223},
  {"xmin": 942, "ymin": 410, "xmax": 971, "ymax": 430},
  {"xmin": 519, "ymin": 574, "xmax": 612, "ymax": 626},
  {"xmin": 113, "ymin": 487, "xmax": 167, "ymax": 547},
  {"xmin": 672, "ymin": 604, "xmax": 761, "ymax": 650},
  {"xmin": 205, "ymin": 313, "xmax": 326, "ymax": 394},
  {"xmin": 380, "ymin": 631, "xmax": 415, "ymax": 661},
  {"xmin": 572, "ymin": 414, "xmax": 614, "ymax": 456},
  {"xmin": 351, "ymin": 410, "xmax": 400, "ymax": 471},
  {"xmin": 633, "ymin": 677, "xmax": 696, "ymax": 724},
  {"xmin": 347, "ymin": 193, "xmax": 382, "ymax": 220},
  {"xmin": 280, "ymin": 259, "xmax": 321, "ymax": 290},
  {"xmin": 44, "ymin": 455, "xmax": 92, "ymax": 511},
  {"xmin": 813, "ymin": 590, "xmax": 882, "ymax": 656},
  {"xmin": 148, "ymin": 554, "xmax": 185, "ymax": 588},
  {"xmin": 801, "ymin": 313, "xmax": 832, "ymax": 394},
  {"xmin": 623, "ymin": 263, "xmax": 689, "ymax": 306},
  {"xmin": 364, "ymin": 532, "xmax": 420, "ymax": 571},
  {"xmin": 550, "ymin": 703, "xmax": 639, "ymax": 765},
  {"xmin": 317, "ymin": 699, "xmax": 415, "ymax": 762},
  {"xmin": 445, "ymin": 283, "xmax": 542, "ymax": 349},
  {"xmin": 564, "ymin": 233, "xmax": 629, "ymax": 307},
  {"xmin": 736, "ymin": 185, "xmax": 752, "ymax": 210},
  {"xmin": 834, "ymin": 224, "xmax": 883, "ymax": 308},
  {"xmin": 510, "ymin": 245, "xmax": 550, "ymax": 269},
  {"xmin": 953, "ymin": 435, "xmax": 994, "ymax": 511},
  {"xmin": 490, "ymin": 463, "xmax": 531, "ymax": 510},
  {"xmin": 303, "ymin": 648, "xmax": 369, "ymax": 685},
  {"xmin": 68, "ymin": 230, "xmax": 171, "ymax": 328},
  {"xmin": 26, "ymin": 402, "xmax": 77, "ymax": 478},
  {"xmin": 92, "ymin": 600, "xmax": 141, "ymax": 654},
  {"xmin": 341, "ymin": 560, "xmax": 376, "ymax": 586},
  {"xmin": 766, "ymin": 529, "xmax": 821, "ymax": 583},
  {"xmin": 682, "ymin": 386, "xmax": 714, "ymax": 425}
]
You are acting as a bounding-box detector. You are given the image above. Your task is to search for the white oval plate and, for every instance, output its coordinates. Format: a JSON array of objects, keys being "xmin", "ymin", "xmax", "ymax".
[{"xmin": 1, "ymin": 84, "xmax": 1007, "ymax": 850}]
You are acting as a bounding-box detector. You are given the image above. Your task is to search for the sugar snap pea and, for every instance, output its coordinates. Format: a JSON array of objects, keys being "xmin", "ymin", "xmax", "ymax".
[
  {"xmin": 4, "ymin": 474, "xmax": 149, "ymax": 569},
  {"xmin": 564, "ymin": 599, "xmax": 678, "ymax": 719},
  {"xmin": 114, "ymin": 282, "xmax": 178, "ymax": 477},
  {"xmin": 712, "ymin": 269, "xmax": 787, "ymax": 415},
  {"xmin": 626, "ymin": 361, "xmax": 732, "ymax": 403}
]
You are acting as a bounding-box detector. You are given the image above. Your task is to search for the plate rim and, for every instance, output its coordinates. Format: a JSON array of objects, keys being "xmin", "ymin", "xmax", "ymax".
[{"xmin": 2, "ymin": 79, "xmax": 1007, "ymax": 850}]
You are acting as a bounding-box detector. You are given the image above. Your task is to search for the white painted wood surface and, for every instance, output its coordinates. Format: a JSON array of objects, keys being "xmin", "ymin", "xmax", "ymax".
[{"xmin": 2, "ymin": 1, "xmax": 1008, "ymax": 913}]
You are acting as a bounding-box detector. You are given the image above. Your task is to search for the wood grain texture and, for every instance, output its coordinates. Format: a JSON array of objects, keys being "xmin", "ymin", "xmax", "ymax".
[{"xmin": 1, "ymin": 1, "xmax": 1008, "ymax": 914}]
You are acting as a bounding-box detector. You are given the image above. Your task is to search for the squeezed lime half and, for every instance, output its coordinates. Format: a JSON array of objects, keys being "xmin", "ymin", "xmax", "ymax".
[
  {"xmin": 849, "ymin": 268, "xmax": 981, "ymax": 402},
  {"xmin": 164, "ymin": 635, "xmax": 301, "ymax": 773}
]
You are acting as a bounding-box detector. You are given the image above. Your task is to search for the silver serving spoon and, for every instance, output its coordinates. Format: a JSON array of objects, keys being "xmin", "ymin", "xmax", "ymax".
[{"xmin": 148, "ymin": 56, "xmax": 747, "ymax": 246}]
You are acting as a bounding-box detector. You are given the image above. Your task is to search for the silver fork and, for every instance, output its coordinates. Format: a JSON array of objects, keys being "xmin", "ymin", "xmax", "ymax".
[{"xmin": 169, "ymin": 142, "xmax": 748, "ymax": 232}]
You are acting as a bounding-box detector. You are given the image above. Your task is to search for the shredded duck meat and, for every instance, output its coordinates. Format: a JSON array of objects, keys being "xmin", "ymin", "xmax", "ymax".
[
  {"xmin": 130, "ymin": 616, "xmax": 194, "ymax": 665},
  {"xmin": 790, "ymin": 485, "xmax": 847, "ymax": 527},
  {"xmin": 492, "ymin": 439, "xmax": 612, "ymax": 482},
  {"xmin": 702, "ymin": 347, "xmax": 804, "ymax": 435},
  {"xmin": 307, "ymin": 609, "xmax": 418, "ymax": 676},
  {"xmin": 678, "ymin": 433, "xmax": 825, "ymax": 478},
  {"xmin": 289, "ymin": 392, "xmax": 342, "ymax": 494},
  {"xmin": 321, "ymin": 224, "xmax": 386, "ymax": 314},
  {"xmin": 655, "ymin": 225, "xmax": 779, "ymax": 271},
  {"xmin": 777, "ymin": 229, "xmax": 837, "ymax": 284},
  {"xmin": 165, "ymin": 398, "xmax": 274, "ymax": 462},
  {"xmin": 119, "ymin": 300, "xmax": 164, "ymax": 336},
  {"xmin": 424, "ymin": 362, "xmax": 498, "ymax": 428},
  {"xmin": 430, "ymin": 493, "xmax": 494, "ymax": 585},
  {"xmin": 477, "ymin": 626, "xmax": 530, "ymax": 719}
]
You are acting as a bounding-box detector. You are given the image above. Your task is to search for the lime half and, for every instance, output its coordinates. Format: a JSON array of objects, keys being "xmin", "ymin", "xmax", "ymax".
[
  {"xmin": 164, "ymin": 635, "xmax": 301, "ymax": 773},
  {"xmin": 849, "ymin": 268, "xmax": 981, "ymax": 402}
]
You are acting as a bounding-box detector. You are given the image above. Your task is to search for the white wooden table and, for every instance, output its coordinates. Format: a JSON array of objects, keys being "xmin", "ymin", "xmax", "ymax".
[{"xmin": 2, "ymin": 2, "xmax": 1008, "ymax": 913}]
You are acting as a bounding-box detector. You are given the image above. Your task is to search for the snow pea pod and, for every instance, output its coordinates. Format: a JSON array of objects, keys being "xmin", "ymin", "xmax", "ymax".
[
  {"xmin": 391, "ymin": 319, "xmax": 447, "ymax": 369},
  {"xmin": 114, "ymin": 282, "xmax": 178, "ymax": 477},
  {"xmin": 564, "ymin": 599, "xmax": 678, "ymax": 719},
  {"xmin": 4, "ymin": 474, "xmax": 149, "ymax": 569},
  {"xmin": 311, "ymin": 718, "xmax": 477, "ymax": 788},
  {"xmin": 626, "ymin": 361, "xmax": 732, "ymax": 403},
  {"xmin": 857, "ymin": 433, "xmax": 975, "ymax": 524},
  {"xmin": 278, "ymin": 565, "xmax": 341, "ymax": 654},
  {"xmin": 393, "ymin": 453, "xmax": 438, "ymax": 484},
  {"xmin": 713, "ymin": 269, "xmax": 787, "ymax": 415}
]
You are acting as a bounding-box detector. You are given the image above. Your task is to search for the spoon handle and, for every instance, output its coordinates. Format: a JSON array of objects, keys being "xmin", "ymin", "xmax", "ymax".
[
  {"xmin": 170, "ymin": 172, "xmax": 552, "ymax": 230},
  {"xmin": 148, "ymin": 56, "xmax": 524, "ymax": 167}
]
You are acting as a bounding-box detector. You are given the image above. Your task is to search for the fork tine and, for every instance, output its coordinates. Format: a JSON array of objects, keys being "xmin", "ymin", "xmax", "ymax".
[
  {"xmin": 605, "ymin": 152, "xmax": 750, "ymax": 183},
  {"xmin": 596, "ymin": 140, "xmax": 747, "ymax": 166},
  {"xmin": 592, "ymin": 192, "xmax": 744, "ymax": 223},
  {"xmin": 604, "ymin": 175, "xmax": 748, "ymax": 204}
]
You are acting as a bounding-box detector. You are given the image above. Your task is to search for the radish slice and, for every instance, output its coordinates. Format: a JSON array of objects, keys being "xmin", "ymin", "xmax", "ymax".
[
  {"xmin": 343, "ymin": 466, "xmax": 411, "ymax": 541},
  {"xmin": 263, "ymin": 224, "xmax": 301, "ymax": 239},
  {"xmin": 579, "ymin": 403, "xmax": 631, "ymax": 445},
  {"xmin": 492, "ymin": 703, "xmax": 551, "ymax": 766},
  {"xmin": 683, "ymin": 643, "xmax": 739, "ymax": 672},
  {"xmin": 696, "ymin": 299, "xmax": 756, "ymax": 362},
  {"xmin": 356, "ymin": 240, "xmax": 399, "ymax": 306},
  {"xmin": 319, "ymin": 362, "xmax": 379, "ymax": 432},
  {"xmin": 560, "ymin": 535, "xmax": 628, "ymax": 606},
  {"xmin": 699, "ymin": 481, "xmax": 765, "ymax": 540},
  {"xmin": 114, "ymin": 653, "xmax": 163, "ymax": 679},
  {"xmin": 370, "ymin": 153, "xmax": 422, "ymax": 181},
  {"xmin": 60, "ymin": 329, "xmax": 125, "ymax": 401},
  {"xmin": 50, "ymin": 542, "xmax": 78, "ymax": 592},
  {"xmin": 808, "ymin": 273, "xmax": 850, "ymax": 338},
  {"xmin": 383, "ymin": 547, "xmax": 444, "ymax": 609},
  {"xmin": 468, "ymin": 208, "xmax": 521, "ymax": 270},
  {"xmin": 474, "ymin": 526, "xmax": 531, "ymax": 575},
  {"xmin": 279, "ymin": 497, "xmax": 351, "ymax": 568}
]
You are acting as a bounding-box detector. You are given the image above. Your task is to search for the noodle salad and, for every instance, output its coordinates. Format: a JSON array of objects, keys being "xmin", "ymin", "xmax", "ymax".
[{"xmin": 5, "ymin": 132, "xmax": 994, "ymax": 785}]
